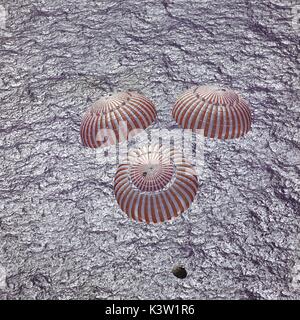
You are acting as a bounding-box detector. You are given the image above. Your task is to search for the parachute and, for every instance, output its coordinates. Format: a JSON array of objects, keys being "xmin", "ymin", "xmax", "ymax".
[
  {"xmin": 80, "ymin": 91, "xmax": 157, "ymax": 148},
  {"xmin": 172, "ymin": 85, "xmax": 252, "ymax": 139},
  {"xmin": 114, "ymin": 144, "xmax": 198, "ymax": 224}
]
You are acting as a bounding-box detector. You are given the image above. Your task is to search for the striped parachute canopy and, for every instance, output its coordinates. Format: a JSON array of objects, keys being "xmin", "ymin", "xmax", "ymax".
[
  {"xmin": 172, "ymin": 85, "xmax": 252, "ymax": 139},
  {"xmin": 114, "ymin": 144, "xmax": 198, "ymax": 224},
  {"xmin": 80, "ymin": 91, "xmax": 157, "ymax": 148}
]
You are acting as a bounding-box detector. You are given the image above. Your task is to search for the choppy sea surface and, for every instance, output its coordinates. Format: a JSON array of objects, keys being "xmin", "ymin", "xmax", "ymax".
[{"xmin": 0, "ymin": 0, "xmax": 299, "ymax": 299}]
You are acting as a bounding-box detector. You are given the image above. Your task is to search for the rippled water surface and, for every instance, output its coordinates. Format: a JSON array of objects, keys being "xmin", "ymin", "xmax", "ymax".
[{"xmin": 0, "ymin": 0, "xmax": 299, "ymax": 299}]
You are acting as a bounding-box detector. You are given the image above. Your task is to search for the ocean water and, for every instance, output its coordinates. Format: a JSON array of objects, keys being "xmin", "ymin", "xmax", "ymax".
[{"xmin": 0, "ymin": 0, "xmax": 299, "ymax": 299}]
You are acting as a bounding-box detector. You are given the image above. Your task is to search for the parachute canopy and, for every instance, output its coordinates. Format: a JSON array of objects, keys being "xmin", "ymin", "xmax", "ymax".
[
  {"xmin": 80, "ymin": 91, "xmax": 157, "ymax": 148},
  {"xmin": 172, "ymin": 85, "xmax": 252, "ymax": 139},
  {"xmin": 114, "ymin": 144, "xmax": 198, "ymax": 224}
]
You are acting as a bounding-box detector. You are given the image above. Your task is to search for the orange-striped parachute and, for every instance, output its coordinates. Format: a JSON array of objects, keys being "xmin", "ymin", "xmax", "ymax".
[
  {"xmin": 114, "ymin": 144, "xmax": 198, "ymax": 224},
  {"xmin": 80, "ymin": 91, "xmax": 157, "ymax": 148},
  {"xmin": 172, "ymin": 85, "xmax": 252, "ymax": 139}
]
